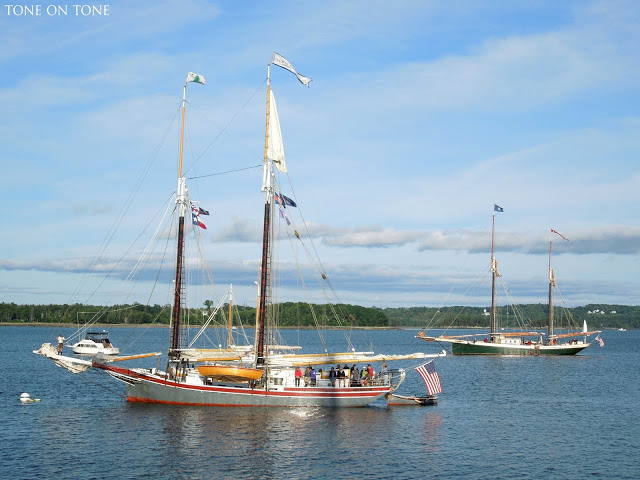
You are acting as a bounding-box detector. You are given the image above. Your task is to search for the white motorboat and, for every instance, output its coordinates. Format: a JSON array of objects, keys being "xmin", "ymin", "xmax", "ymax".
[{"xmin": 71, "ymin": 330, "xmax": 119, "ymax": 355}]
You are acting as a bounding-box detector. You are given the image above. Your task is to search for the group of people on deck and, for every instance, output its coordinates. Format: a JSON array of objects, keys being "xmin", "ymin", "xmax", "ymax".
[{"xmin": 294, "ymin": 363, "xmax": 387, "ymax": 387}]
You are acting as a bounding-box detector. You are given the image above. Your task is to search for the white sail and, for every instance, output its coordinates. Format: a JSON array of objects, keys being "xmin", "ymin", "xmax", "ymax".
[
  {"xmin": 583, "ymin": 320, "xmax": 588, "ymax": 333},
  {"xmin": 268, "ymin": 90, "xmax": 286, "ymax": 172}
]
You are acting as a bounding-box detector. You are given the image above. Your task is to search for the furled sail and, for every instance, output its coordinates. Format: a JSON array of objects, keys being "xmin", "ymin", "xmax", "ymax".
[
  {"xmin": 268, "ymin": 351, "xmax": 446, "ymax": 367},
  {"xmin": 33, "ymin": 343, "xmax": 92, "ymax": 374},
  {"xmin": 268, "ymin": 90, "xmax": 286, "ymax": 172}
]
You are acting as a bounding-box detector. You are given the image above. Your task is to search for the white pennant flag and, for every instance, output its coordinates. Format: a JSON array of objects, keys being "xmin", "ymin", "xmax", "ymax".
[
  {"xmin": 272, "ymin": 53, "xmax": 312, "ymax": 87},
  {"xmin": 268, "ymin": 90, "xmax": 286, "ymax": 172},
  {"xmin": 186, "ymin": 72, "xmax": 205, "ymax": 85}
]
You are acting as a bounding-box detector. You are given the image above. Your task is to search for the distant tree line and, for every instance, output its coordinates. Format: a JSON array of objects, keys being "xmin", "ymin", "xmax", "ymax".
[
  {"xmin": 1, "ymin": 302, "xmax": 637, "ymax": 329},
  {"xmin": 382, "ymin": 304, "xmax": 640, "ymax": 329},
  {"xmin": 0, "ymin": 302, "xmax": 389, "ymax": 328}
]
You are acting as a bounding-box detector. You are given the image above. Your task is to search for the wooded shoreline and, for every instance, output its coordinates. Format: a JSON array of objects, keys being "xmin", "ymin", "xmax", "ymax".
[{"xmin": 2, "ymin": 301, "xmax": 638, "ymax": 329}]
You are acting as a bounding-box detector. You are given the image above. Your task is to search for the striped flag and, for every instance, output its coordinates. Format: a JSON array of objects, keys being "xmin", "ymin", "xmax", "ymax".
[
  {"xmin": 415, "ymin": 361, "xmax": 442, "ymax": 395},
  {"xmin": 191, "ymin": 203, "xmax": 207, "ymax": 230},
  {"xmin": 595, "ymin": 335, "xmax": 604, "ymax": 347}
]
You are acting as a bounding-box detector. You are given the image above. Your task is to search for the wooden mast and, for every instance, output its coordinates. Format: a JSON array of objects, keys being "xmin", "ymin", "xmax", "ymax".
[
  {"xmin": 228, "ymin": 284, "xmax": 233, "ymax": 347},
  {"xmin": 256, "ymin": 64, "xmax": 272, "ymax": 366},
  {"xmin": 548, "ymin": 236, "xmax": 555, "ymax": 344},
  {"xmin": 489, "ymin": 210, "xmax": 497, "ymax": 340},
  {"xmin": 170, "ymin": 82, "xmax": 189, "ymax": 356}
]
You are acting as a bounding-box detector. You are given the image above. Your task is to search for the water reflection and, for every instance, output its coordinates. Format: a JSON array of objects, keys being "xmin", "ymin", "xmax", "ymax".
[{"xmin": 138, "ymin": 404, "xmax": 445, "ymax": 479}]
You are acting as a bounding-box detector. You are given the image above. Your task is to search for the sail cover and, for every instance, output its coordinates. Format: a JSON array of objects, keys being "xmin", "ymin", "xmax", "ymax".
[{"xmin": 268, "ymin": 90, "xmax": 286, "ymax": 172}]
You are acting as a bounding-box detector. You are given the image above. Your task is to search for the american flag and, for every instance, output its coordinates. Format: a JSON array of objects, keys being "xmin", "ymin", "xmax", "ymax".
[
  {"xmin": 415, "ymin": 361, "xmax": 442, "ymax": 395},
  {"xmin": 595, "ymin": 335, "xmax": 604, "ymax": 347}
]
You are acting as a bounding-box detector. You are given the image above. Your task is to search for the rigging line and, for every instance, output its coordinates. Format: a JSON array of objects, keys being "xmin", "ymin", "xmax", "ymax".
[
  {"xmin": 436, "ymin": 267, "xmax": 492, "ymax": 333},
  {"xmin": 278, "ymin": 171, "xmax": 361, "ymax": 346},
  {"xmin": 187, "ymin": 164, "xmax": 263, "ymax": 180},
  {"xmin": 124, "ymin": 192, "xmax": 176, "ymax": 286},
  {"xmin": 70, "ymin": 199, "xmax": 173, "ymax": 347},
  {"xmin": 63, "ymin": 106, "xmax": 181, "ymax": 314},
  {"xmin": 274, "ymin": 174, "xmax": 363, "ymax": 349},
  {"xmin": 498, "ymin": 277, "xmax": 531, "ymax": 330},
  {"xmin": 118, "ymin": 210, "xmax": 176, "ymax": 352},
  {"xmin": 84, "ymin": 191, "xmax": 176, "ymax": 305},
  {"xmin": 183, "ymin": 78, "xmax": 267, "ymax": 177},
  {"xmin": 80, "ymin": 369, "xmax": 127, "ymax": 399},
  {"xmin": 122, "ymin": 307, "xmax": 169, "ymax": 354},
  {"xmin": 423, "ymin": 241, "xmax": 483, "ymax": 333}
]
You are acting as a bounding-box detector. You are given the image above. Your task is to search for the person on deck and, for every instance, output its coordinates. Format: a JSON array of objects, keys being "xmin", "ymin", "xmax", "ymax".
[
  {"xmin": 304, "ymin": 366, "xmax": 311, "ymax": 386},
  {"xmin": 351, "ymin": 365, "xmax": 360, "ymax": 387},
  {"xmin": 329, "ymin": 367, "xmax": 337, "ymax": 387},
  {"xmin": 295, "ymin": 366, "xmax": 302, "ymax": 386},
  {"xmin": 309, "ymin": 367, "xmax": 316, "ymax": 387},
  {"xmin": 56, "ymin": 334, "xmax": 65, "ymax": 355}
]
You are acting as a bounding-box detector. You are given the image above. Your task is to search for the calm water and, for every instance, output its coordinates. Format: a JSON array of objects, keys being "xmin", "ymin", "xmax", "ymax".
[{"xmin": 1, "ymin": 326, "xmax": 637, "ymax": 480}]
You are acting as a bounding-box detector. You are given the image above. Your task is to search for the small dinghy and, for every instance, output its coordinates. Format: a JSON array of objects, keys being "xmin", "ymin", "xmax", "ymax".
[
  {"xmin": 387, "ymin": 360, "xmax": 442, "ymax": 407},
  {"xmin": 386, "ymin": 394, "xmax": 438, "ymax": 406}
]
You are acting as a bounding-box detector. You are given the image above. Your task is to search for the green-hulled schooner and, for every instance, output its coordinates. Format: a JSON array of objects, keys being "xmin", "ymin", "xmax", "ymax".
[{"xmin": 417, "ymin": 206, "xmax": 601, "ymax": 355}]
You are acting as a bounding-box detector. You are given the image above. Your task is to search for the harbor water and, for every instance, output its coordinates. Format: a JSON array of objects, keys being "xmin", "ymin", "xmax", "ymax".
[{"xmin": 1, "ymin": 326, "xmax": 637, "ymax": 479}]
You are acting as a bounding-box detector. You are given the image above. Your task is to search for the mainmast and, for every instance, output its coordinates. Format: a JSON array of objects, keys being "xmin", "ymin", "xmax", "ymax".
[
  {"xmin": 256, "ymin": 64, "xmax": 272, "ymax": 366},
  {"xmin": 548, "ymin": 235, "xmax": 555, "ymax": 343},
  {"xmin": 255, "ymin": 54, "xmax": 310, "ymax": 366}
]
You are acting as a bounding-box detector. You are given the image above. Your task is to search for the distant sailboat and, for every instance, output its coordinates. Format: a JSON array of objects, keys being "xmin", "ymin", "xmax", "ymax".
[{"xmin": 417, "ymin": 210, "xmax": 601, "ymax": 355}]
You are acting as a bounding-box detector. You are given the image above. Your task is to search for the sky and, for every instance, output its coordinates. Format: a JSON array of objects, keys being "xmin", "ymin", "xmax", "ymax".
[{"xmin": 1, "ymin": 0, "xmax": 639, "ymax": 311}]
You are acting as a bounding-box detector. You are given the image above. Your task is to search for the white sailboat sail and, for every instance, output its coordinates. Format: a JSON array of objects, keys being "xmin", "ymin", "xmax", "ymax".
[{"xmin": 268, "ymin": 90, "xmax": 286, "ymax": 172}]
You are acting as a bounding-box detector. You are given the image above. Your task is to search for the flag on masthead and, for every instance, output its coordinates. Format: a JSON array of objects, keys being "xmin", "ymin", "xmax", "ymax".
[
  {"xmin": 551, "ymin": 229, "xmax": 569, "ymax": 241},
  {"xmin": 186, "ymin": 72, "xmax": 205, "ymax": 85},
  {"xmin": 272, "ymin": 53, "xmax": 312, "ymax": 87}
]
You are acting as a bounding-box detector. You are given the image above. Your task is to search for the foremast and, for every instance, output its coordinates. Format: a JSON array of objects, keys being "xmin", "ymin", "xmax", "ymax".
[
  {"xmin": 169, "ymin": 75, "xmax": 204, "ymax": 358},
  {"xmin": 489, "ymin": 207, "xmax": 499, "ymax": 341}
]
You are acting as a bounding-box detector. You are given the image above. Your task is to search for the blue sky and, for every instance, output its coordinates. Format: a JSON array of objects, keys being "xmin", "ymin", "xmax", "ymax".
[{"xmin": 1, "ymin": 0, "xmax": 639, "ymax": 310}]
